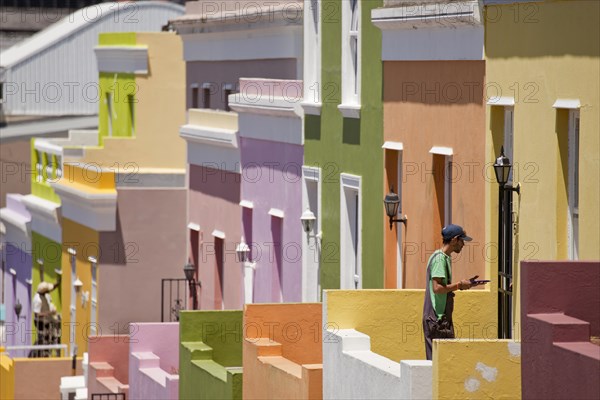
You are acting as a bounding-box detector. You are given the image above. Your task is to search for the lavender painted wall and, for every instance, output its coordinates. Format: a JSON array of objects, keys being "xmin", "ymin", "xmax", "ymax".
[
  {"xmin": 240, "ymin": 138, "xmax": 303, "ymax": 303},
  {"xmin": 97, "ymin": 188, "xmax": 187, "ymax": 334},
  {"xmin": 189, "ymin": 166, "xmax": 242, "ymax": 309},
  {"xmin": 1, "ymin": 194, "xmax": 33, "ymax": 357},
  {"xmin": 186, "ymin": 60, "xmax": 297, "ymax": 110},
  {"xmin": 128, "ymin": 323, "xmax": 179, "ymax": 400}
]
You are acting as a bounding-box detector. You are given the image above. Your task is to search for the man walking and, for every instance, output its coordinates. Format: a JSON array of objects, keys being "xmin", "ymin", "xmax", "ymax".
[{"xmin": 422, "ymin": 224, "xmax": 481, "ymax": 360}]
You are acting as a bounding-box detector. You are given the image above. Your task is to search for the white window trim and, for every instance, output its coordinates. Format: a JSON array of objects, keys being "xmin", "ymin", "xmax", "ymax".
[
  {"xmin": 301, "ymin": 166, "xmax": 322, "ymax": 302},
  {"xmin": 445, "ymin": 156, "xmax": 453, "ymax": 228},
  {"xmin": 301, "ymin": 0, "xmax": 323, "ymax": 115},
  {"xmin": 504, "ymin": 106, "xmax": 515, "ymax": 182},
  {"xmin": 69, "ymin": 251, "xmax": 77, "ymax": 357},
  {"xmin": 88, "ymin": 256, "xmax": 98, "ymax": 335},
  {"xmin": 340, "ymin": 173, "xmax": 362, "ymax": 290},
  {"xmin": 567, "ymin": 109, "xmax": 580, "ymax": 260},
  {"xmin": 268, "ymin": 208, "xmax": 285, "ymax": 219},
  {"xmin": 338, "ymin": 0, "xmax": 361, "ymax": 119},
  {"xmin": 385, "ymin": 147, "xmax": 404, "ymax": 288}
]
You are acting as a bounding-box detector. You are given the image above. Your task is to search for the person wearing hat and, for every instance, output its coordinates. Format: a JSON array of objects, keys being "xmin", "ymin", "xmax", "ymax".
[
  {"xmin": 422, "ymin": 224, "xmax": 483, "ymax": 360},
  {"xmin": 31, "ymin": 280, "xmax": 60, "ymax": 357}
]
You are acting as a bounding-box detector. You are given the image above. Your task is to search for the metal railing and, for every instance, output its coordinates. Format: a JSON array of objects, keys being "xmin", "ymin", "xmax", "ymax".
[
  {"xmin": 3, "ymin": 344, "xmax": 68, "ymax": 358},
  {"xmin": 91, "ymin": 394, "xmax": 126, "ymax": 400},
  {"xmin": 161, "ymin": 278, "xmax": 190, "ymax": 322}
]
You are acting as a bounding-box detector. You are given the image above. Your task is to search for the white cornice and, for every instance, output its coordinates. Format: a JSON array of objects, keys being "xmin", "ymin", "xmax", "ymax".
[
  {"xmin": 299, "ymin": 101, "xmax": 322, "ymax": 116},
  {"xmin": 0, "ymin": 208, "xmax": 30, "ymax": 233},
  {"xmin": 338, "ymin": 104, "xmax": 361, "ymax": 119},
  {"xmin": 228, "ymin": 96, "xmax": 302, "ymax": 118},
  {"xmin": 51, "ymin": 182, "xmax": 117, "ymax": 232},
  {"xmin": 179, "ymin": 125, "xmax": 239, "ymax": 148},
  {"xmin": 372, "ymin": 1, "xmax": 482, "ymax": 30},
  {"xmin": 94, "ymin": 46, "xmax": 149, "ymax": 75},
  {"xmin": 21, "ymin": 195, "xmax": 61, "ymax": 243}
]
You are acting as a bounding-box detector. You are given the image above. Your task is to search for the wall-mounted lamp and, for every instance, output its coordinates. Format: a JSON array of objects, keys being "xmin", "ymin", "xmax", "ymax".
[
  {"xmin": 493, "ymin": 146, "xmax": 521, "ymax": 194},
  {"xmin": 300, "ymin": 208, "xmax": 322, "ymax": 239},
  {"xmin": 183, "ymin": 262, "xmax": 200, "ymax": 310},
  {"xmin": 14, "ymin": 299, "xmax": 23, "ymax": 319},
  {"xmin": 236, "ymin": 238, "xmax": 251, "ymax": 263},
  {"xmin": 383, "ymin": 186, "xmax": 407, "ymax": 229}
]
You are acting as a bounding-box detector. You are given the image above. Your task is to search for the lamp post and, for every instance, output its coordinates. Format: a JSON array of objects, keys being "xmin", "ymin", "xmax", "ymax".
[
  {"xmin": 493, "ymin": 146, "xmax": 520, "ymax": 339},
  {"xmin": 383, "ymin": 186, "xmax": 407, "ymax": 229},
  {"xmin": 183, "ymin": 262, "xmax": 199, "ymax": 310}
]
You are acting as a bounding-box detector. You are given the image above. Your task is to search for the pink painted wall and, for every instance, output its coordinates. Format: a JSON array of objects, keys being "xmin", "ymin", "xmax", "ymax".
[
  {"xmin": 88, "ymin": 335, "xmax": 130, "ymax": 386},
  {"xmin": 97, "ymin": 188, "xmax": 187, "ymax": 333},
  {"xmin": 240, "ymin": 138, "xmax": 303, "ymax": 302},
  {"xmin": 128, "ymin": 323, "xmax": 179, "ymax": 400},
  {"xmin": 129, "ymin": 322, "xmax": 179, "ymax": 373},
  {"xmin": 186, "ymin": 60, "xmax": 297, "ymax": 110},
  {"xmin": 521, "ymin": 261, "xmax": 600, "ymax": 400},
  {"xmin": 189, "ymin": 165, "xmax": 242, "ymax": 309}
]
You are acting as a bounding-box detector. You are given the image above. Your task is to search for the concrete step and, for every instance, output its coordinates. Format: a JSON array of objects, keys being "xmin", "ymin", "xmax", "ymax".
[{"xmin": 528, "ymin": 313, "xmax": 590, "ymax": 342}]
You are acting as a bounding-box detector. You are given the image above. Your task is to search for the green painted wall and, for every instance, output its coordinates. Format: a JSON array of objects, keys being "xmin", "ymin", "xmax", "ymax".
[
  {"xmin": 30, "ymin": 140, "xmax": 60, "ymax": 204},
  {"xmin": 97, "ymin": 33, "xmax": 138, "ymax": 145},
  {"xmin": 179, "ymin": 310, "xmax": 243, "ymax": 400},
  {"xmin": 304, "ymin": 0, "xmax": 384, "ymax": 289}
]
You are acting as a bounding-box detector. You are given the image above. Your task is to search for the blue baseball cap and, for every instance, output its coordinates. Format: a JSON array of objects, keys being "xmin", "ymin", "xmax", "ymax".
[{"xmin": 442, "ymin": 224, "xmax": 472, "ymax": 241}]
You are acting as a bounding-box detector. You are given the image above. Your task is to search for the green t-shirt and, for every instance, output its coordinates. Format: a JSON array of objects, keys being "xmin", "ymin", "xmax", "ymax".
[{"xmin": 428, "ymin": 250, "xmax": 452, "ymax": 319}]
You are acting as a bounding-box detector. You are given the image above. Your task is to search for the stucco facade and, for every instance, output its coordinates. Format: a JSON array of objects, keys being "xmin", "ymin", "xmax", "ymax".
[
  {"xmin": 484, "ymin": 0, "xmax": 600, "ymax": 334},
  {"xmin": 303, "ymin": 0, "xmax": 385, "ymax": 293},
  {"xmin": 0, "ymin": 194, "xmax": 33, "ymax": 356}
]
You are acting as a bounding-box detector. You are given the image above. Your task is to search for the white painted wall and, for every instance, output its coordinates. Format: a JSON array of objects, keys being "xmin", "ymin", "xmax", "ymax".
[{"xmin": 323, "ymin": 328, "xmax": 432, "ymax": 399}]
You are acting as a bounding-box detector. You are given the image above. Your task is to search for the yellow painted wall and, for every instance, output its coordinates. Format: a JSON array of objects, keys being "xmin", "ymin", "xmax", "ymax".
[
  {"xmin": 325, "ymin": 289, "xmax": 496, "ymax": 361},
  {"xmin": 0, "ymin": 352, "xmax": 15, "ymax": 400},
  {"xmin": 61, "ymin": 218, "xmax": 100, "ymax": 356},
  {"xmin": 433, "ymin": 339, "xmax": 521, "ymax": 399},
  {"xmin": 485, "ymin": 0, "xmax": 600, "ymax": 334},
  {"xmin": 80, "ymin": 32, "xmax": 187, "ymax": 171}
]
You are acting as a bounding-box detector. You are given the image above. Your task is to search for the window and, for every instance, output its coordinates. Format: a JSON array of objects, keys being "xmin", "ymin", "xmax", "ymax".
[
  {"xmin": 568, "ymin": 110, "xmax": 580, "ymax": 260},
  {"xmin": 35, "ymin": 150, "xmax": 43, "ymax": 183},
  {"xmin": 89, "ymin": 257, "xmax": 98, "ymax": 335},
  {"xmin": 191, "ymin": 85, "xmax": 199, "ymax": 109},
  {"xmin": 504, "ymin": 107, "xmax": 514, "ymax": 182},
  {"xmin": 45, "ymin": 154, "xmax": 53, "ymax": 183},
  {"xmin": 302, "ymin": 166, "xmax": 322, "ymax": 301},
  {"xmin": 223, "ymin": 84, "xmax": 233, "ymax": 112},
  {"xmin": 67, "ymin": 248, "xmax": 77, "ymax": 356},
  {"xmin": 383, "ymin": 142, "xmax": 404, "ymax": 288},
  {"xmin": 128, "ymin": 95, "xmax": 135, "ymax": 136},
  {"xmin": 302, "ymin": 0, "xmax": 322, "ymax": 113},
  {"xmin": 339, "ymin": 0, "xmax": 361, "ymax": 118},
  {"xmin": 106, "ymin": 93, "xmax": 113, "ymax": 137},
  {"xmin": 340, "ymin": 174, "xmax": 361, "ymax": 289},
  {"xmin": 203, "ymin": 88, "xmax": 210, "ymax": 109}
]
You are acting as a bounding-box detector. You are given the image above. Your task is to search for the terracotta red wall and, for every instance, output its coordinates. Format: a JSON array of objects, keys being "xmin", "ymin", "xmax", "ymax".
[{"xmin": 521, "ymin": 261, "xmax": 600, "ymax": 400}]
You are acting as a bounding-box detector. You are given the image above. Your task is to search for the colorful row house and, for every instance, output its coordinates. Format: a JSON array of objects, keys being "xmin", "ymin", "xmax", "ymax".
[
  {"xmin": 301, "ymin": 0, "xmax": 386, "ymax": 294},
  {"xmin": 55, "ymin": 31, "xmax": 188, "ymax": 356},
  {"xmin": 171, "ymin": 0, "xmax": 305, "ymax": 309},
  {"xmin": 484, "ymin": 0, "xmax": 600, "ymax": 334}
]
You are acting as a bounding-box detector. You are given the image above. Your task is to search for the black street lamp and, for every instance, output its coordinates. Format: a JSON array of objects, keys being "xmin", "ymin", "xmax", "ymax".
[
  {"xmin": 493, "ymin": 146, "xmax": 520, "ymax": 339},
  {"xmin": 183, "ymin": 262, "xmax": 200, "ymax": 310},
  {"xmin": 383, "ymin": 186, "xmax": 407, "ymax": 229},
  {"xmin": 14, "ymin": 299, "xmax": 22, "ymax": 319}
]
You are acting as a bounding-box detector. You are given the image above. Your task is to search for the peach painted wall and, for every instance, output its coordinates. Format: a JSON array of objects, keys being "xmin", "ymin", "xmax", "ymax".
[
  {"xmin": 12, "ymin": 357, "xmax": 83, "ymax": 400},
  {"xmin": 243, "ymin": 303, "xmax": 322, "ymax": 399},
  {"xmin": 88, "ymin": 335, "xmax": 130, "ymax": 385},
  {"xmin": 383, "ymin": 60, "xmax": 487, "ymax": 289}
]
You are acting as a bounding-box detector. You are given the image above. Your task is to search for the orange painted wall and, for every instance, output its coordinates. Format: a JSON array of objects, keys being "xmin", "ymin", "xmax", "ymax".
[
  {"xmin": 383, "ymin": 60, "xmax": 487, "ymax": 289},
  {"xmin": 243, "ymin": 303, "xmax": 322, "ymax": 399},
  {"xmin": 12, "ymin": 357, "xmax": 83, "ymax": 399}
]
